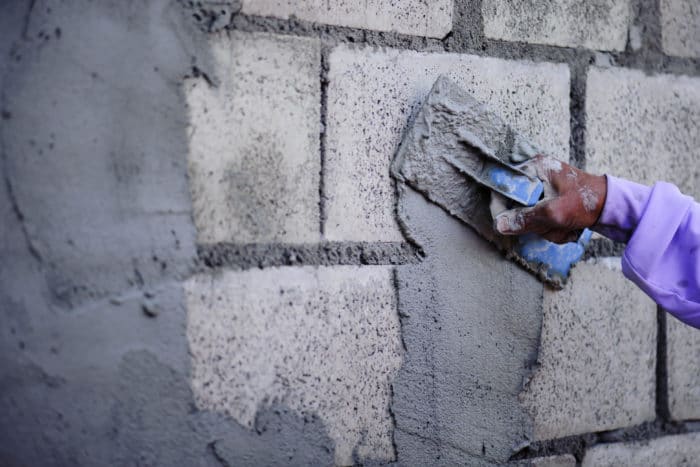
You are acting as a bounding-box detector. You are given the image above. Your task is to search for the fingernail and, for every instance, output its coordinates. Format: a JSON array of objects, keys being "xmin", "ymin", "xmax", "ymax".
[{"xmin": 495, "ymin": 213, "xmax": 513, "ymax": 234}]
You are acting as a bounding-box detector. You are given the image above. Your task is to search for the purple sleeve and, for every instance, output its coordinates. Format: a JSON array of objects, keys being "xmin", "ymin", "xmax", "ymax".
[{"xmin": 593, "ymin": 175, "xmax": 700, "ymax": 328}]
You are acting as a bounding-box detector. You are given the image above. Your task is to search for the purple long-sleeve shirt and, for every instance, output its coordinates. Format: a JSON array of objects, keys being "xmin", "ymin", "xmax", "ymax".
[{"xmin": 593, "ymin": 175, "xmax": 700, "ymax": 328}]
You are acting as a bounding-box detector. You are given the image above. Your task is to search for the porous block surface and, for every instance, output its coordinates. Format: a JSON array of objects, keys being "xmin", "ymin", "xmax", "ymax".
[
  {"xmin": 325, "ymin": 45, "xmax": 570, "ymax": 241},
  {"xmin": 661, "ymin": 0, "xmax": 700, "ymax": 58},
  {"xmin": 482, "ymin": 0, "xmax": 631, "ymax": 51},
  {"xmin": 184, "ymin": 265, "xmax": 401, "ymax": 465},
  {"xmin": 530, "ymin": 454, "xmax": 577, "ymax": 467},
  {"xmin": 185, "ymin": 32, "xmax": 320, "ymax": 244},
  {"xmin": 582, "ymin": 433, "xmax": 700, "ymax": 466},
  {"xmin": 520, "ymin": 258, "xmax": 657, "ymax": 440},
  {"xmin": 667, "ymin": 314, "xmax": 700, "ymax": 420},
  {"xmin": 241, "ymin": 0, "xmax": 453, "ymax": 38},
  {"xmin": 586, "ymin": 67, "xmax": 700, "ymax": 198}
]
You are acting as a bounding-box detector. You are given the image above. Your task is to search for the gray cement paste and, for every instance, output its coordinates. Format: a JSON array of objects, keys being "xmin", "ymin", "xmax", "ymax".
[
  {"xmin": 0, "ymin": 1, "xmax": 334, "ymax": 465},
  {"xmin": 392, "ymin": 185, "xmax": 543, "ymax": 465},
  {"xmin": 390, "ymin": 75, "xmax": 547, "ymax": 465}
]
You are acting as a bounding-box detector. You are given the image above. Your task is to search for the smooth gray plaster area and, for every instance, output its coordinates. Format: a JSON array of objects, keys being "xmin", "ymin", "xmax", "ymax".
[
  {"xmin": 0, "ymin": 1, "xmax": 332, "ymax": 465},
  {"xmin": 393, "ymin": 186, "xmax": 543, "ymax": 465},
  {"xmin": 390, "ymin": 76, "xmax": 545, "ymax": 464}
]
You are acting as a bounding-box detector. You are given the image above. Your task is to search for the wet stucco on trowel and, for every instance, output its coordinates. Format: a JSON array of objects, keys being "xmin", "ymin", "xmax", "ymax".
[
  {"xmin": 392, "ymin": 186, "xmax": 543, "ymax": 465},
  {"xmin": 392, "ymin": 76, "xmax": 585, "ymax": 288}
]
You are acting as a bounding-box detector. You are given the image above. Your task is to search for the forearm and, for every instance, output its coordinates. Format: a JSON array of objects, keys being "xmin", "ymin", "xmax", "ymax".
[{"xmin": 594, "ymin": 176, "xmax": 700, "ymax": 327}]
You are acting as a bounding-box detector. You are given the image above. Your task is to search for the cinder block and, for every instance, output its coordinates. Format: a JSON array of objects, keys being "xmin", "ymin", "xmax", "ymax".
[
  {"xmin": 482, "ymin": 0, "xmax": 631, "ymax": 51},
  {"xmin": 325, "ymin": 45, "xmax": 570, "ymax": 241},
  {"xmin": 185, "ymin": 32, "xmax": 321, "ymax": 244},
  {"xmin": 240, "ymin": 0, "xmax": 453, "ymax": 38},
  {"xmin": 586, "ymin": 67, "xmax": 700, "ymax": 199},
  {"xmin": 530, "ymin": 454, "xmax": 577, "ymax": 467},
  {"xmin": 520, "ymin": 258, "xmax": 657, "ymax": 440},
  {"xmin": 184, "ymin": 265, "xmax": 402, "ymax": 465},
  {"xmin": 667, "ymin": 314, "xmax": 700, "ymax": 420},
  {"xmin": 582, "ymin": 433, "xmax": 700, "ymax": 466},
  {"xmin": 661, "ymin": 0, "xmax": 700, "ymax": 58}
]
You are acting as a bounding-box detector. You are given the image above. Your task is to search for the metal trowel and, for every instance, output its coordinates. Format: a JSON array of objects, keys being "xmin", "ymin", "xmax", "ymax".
[{"xmin": 391, "ymin": 75, "xmax": 590, "ymax": 288}]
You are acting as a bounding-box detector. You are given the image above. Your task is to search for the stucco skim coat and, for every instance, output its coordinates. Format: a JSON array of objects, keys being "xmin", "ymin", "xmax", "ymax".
[{"xmin": 0, "ymin": 2, "xmax": 335, "ymax": 466}]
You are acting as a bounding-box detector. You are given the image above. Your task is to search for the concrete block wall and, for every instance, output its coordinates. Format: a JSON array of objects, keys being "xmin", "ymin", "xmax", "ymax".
[{"xmin": 1, "ymin": 1, "xmax": 699, "ymax": 466}]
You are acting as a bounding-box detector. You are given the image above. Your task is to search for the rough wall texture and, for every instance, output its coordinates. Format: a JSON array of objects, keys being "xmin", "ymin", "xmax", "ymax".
[
  {"xmin": 660, "ymin": 0, "xmax": 700, "ymax": 59},
  {"xmin": 521, "ymin": 259, "xmax": 657, "ymax": 440},
  {"xmin": 241, "ymin": 0, "xmax": 454, "ymax": 38},
  {"xmin": 185, "ymin": 266, "xmax": 401, "ymax": 465},
  {"xmin": 185, "ymin": 31, "xmax": 322, "ymax": 244},
  {"xmin": 1, "ymin": 0, "xmax": 699, "ymax": 466},
  {"xmin": 482, "ymin": 0, "xmax": 632, "ymax": 51}
]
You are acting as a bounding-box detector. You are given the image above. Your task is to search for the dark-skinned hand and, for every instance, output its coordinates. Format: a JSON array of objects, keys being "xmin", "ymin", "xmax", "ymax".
[{"xmin": 492, "ymin": 155, "xmax": 607, "ymax": 244}]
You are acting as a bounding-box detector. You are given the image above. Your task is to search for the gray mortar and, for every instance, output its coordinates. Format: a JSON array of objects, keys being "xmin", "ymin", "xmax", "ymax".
[
  {"xmin": 656, "ymin": 308, "xmax": 671, "ymax": 421},
  {"xmin": 2, "ymin": 0, "xmax": 700, "ymax": 465},
  {"xmin": 0, "ymin": 0, "xmax": 335, "ymax": 465},
  {"xmin": 1, "ymin": 0, "xmax": 214, "ymax": 309},
  {"xmin": 582, "ymin": 238, "xmax": 627, "ymax": 260},
  {"xmin": 391, "ymin": 185, "xmax": 543, "ymax": 465},
  {"xmin": 197, "ymin": 242, "xmax": 421, "ymax": 270}
]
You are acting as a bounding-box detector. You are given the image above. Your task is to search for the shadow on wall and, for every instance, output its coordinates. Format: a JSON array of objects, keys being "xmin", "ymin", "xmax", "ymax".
[{"xmin": 0, "ymin": 1, "xmax": 333, "ymax": 465}]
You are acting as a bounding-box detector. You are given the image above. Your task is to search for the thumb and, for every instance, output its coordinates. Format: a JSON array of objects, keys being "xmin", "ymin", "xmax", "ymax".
[{"xmin": 493, "ymin": 201, "xmax": 551, "ymax": 235}]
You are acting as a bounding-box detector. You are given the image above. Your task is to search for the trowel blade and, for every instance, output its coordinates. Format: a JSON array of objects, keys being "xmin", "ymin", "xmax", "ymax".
[{"xmin": 391, "ymin": 75, "xmax": 588, "ymax": 288}]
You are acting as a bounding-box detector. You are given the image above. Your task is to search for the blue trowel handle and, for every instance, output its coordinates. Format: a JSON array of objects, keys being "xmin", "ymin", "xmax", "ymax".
[
  {"xmin": 483, "ymin": 163, "xmax": 544, "ymax": 207},
  {"xmin": 443, "ymin": 154, "xmax": 544, "ymax": 207}
]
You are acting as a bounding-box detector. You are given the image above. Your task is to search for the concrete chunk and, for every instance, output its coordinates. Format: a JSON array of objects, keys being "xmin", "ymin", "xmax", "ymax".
[
  {"xmin": 661, "ymin": 0, "xmax": 700, "ymax": 58},
  {"xmin": 667, "ymin": 314, "xmax": 700, "ymax": 420},
  {"xmin": 184, "ymin": 265, "xmax": 401, "ymax": 465},
  {"xmin": 482, "ymin": 0, "xmax": 631, "ymax": 51},
  {"xmin": 586, "ymin": 67, "xmax": 700, "ymax": 199},
  {"xmin": 185, "ymin": 32, "xmax": 321, "ymax": 244},
  {"xmin": 520, "ymin": 258, "xmax": 657, "ymax": 440},
  {"xmin": 241, "ymin": 0, "xmax": 453, "ymax": 38},
  {"xmin": 325, "ymin": 45, "xmax": 570, "ymax": 241},
  {"xmin": 582, "ymin": 433, "xmax": 700, "ymax": 466}
]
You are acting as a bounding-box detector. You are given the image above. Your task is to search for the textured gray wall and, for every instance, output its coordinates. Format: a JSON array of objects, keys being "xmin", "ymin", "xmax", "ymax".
[
  {"xmin": 0, "ymin": 1, "xmax": 332, "ymax": 466},
  {"xmin": 2, "ymin": 1, "xmax": 700, "ymax": 466}
]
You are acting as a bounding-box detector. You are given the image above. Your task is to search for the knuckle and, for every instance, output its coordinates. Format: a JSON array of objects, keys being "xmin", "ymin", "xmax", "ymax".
[
  {"xmin": 544, "ymin": 204, "xmax": 566, "ymax": 226},
  {"xmin": 542, "ymin": 203, "xmax": 556, "ymax": 218}
]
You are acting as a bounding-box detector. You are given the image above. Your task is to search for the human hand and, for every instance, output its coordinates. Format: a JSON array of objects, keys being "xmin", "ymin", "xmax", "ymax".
[{"xmin": 492, "ymin": 155, "xmax": 607, "ymax": 244}]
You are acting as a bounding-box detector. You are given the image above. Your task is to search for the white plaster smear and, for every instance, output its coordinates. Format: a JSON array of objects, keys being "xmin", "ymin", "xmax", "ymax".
[
  {"xmin": 579, "ymin": 186, "xmax": 599, "ymax": 212},
  {"xmin": 184, "ymin": 266, "xmax": 402, "ymax": 465},
  {"xmin": 586, "ymin": 256, "xmax": 622, "ymax": 271},
  {"xmin": 539, "ymin": 156, "xmax": 563, "ymax": 174}
]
